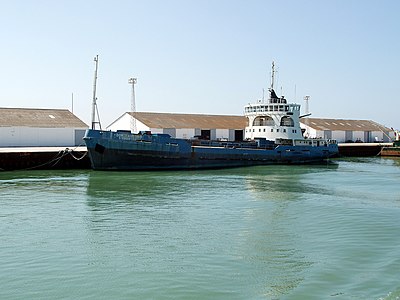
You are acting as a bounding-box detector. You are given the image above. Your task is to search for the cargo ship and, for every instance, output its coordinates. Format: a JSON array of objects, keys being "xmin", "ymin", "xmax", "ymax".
[{"xmin": 84, "ymin": 61, "xmax": 338, "ymax": 170}]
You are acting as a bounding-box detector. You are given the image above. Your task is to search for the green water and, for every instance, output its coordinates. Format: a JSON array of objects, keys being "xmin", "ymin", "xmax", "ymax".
[{"xmin": 1, "ymin": 157, "xmax": 399, "ymax": 299}]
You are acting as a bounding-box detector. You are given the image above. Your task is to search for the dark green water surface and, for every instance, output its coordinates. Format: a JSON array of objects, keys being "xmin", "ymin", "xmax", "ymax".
[{"xmin": 1, "ymin": 157, "xmax": 399, "ymax": 299}]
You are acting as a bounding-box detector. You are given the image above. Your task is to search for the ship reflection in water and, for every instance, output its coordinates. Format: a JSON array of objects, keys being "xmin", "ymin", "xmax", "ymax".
[
  {"xmin": 1, "ymin": 158, "xmax": 398, "ymax": 299},
  {"xmin": 85, "ymin": 163, "xmax": 339, "ymax": 297}
]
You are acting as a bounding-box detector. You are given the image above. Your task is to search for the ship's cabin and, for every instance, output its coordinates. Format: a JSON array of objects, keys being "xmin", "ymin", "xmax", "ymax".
[
  {"xmin": 244, "ymin": 89, "xmax": 303, "ymax": 141},
  {"xmin": 244, "ymin": 103, "xmax": 300, "ymax": 114}
]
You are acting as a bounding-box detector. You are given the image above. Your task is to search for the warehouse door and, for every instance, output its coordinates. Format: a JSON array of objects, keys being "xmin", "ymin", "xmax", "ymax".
[
  {"xmin": 324, "ymin": 130, "xmax": 332, "ymax": 139},
  {"xmin": 345, "ymin": 130, "xmax": 353, "ymax": 142},
  {"xmin": 200, "ymin": 130, "xmax": 211, "ymax": 140},
  {"xmin": 364, "ymin": 131, "xmax": 372, "ymax": 143},
  {"xmin": 235, "ymin": 130, "xmax": 243, "ymax": 141}
]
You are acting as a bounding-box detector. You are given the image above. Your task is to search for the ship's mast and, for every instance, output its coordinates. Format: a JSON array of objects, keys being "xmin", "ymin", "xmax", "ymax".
[
  {"xmin": 270, "ymin": 61, "xmax": 275, "ymax": 90},
  {"xmin": 91, "ymin": 55, "xmax": 100, "ymax": 130}
]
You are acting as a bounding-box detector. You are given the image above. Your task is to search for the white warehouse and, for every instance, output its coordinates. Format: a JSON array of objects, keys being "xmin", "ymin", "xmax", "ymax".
[
  {"xmin": 0, "ymin": 108, "xmax": 88, "ymax": 147},
  {"xmin": 301, "ymin": 118, "xmax": 394, "ymax": 143},
  {"xmin": 107, "ymin": 111, "xmax": 395, "ymax": 143},
  {"xmin": 107, "ymin": 112, "xmax": 247, "ymax": 141}
]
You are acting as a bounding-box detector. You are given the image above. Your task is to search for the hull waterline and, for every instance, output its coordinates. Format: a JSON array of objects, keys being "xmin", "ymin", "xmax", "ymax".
[{"xmin": 84, "ymin": 130, "xmax": 338, "ymax": 171}]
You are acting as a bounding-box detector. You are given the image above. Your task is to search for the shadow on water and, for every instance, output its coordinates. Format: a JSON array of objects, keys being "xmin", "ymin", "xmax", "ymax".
[
  {"xmin": 86, "ymin": 170, "xmax": 196, "ymax": 205},
  {"xmin": 85, "ymin": 162, "xmax": 339, "ymax": 202},
  {"xmin": 0, "ymin": 169, "xmax": 90, "ymax": 194}
]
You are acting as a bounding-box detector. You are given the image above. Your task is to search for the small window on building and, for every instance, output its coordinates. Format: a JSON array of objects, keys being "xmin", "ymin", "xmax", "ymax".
[
  {"xmin": 259, "ymin": 129, "xmax": 261, "ymax": 132},
  {"xmin": 283, "ymin": 129, "xmax": 286, "ymax": 133},
  {"xmin": 253, "ymin": 129, "xmax": 255, "ymax": 132},
  {"xmin": 263, "ymin": 128, "xmax": 266, "ymax": 132},
  {"xmin": 271, "ymin": 129, "xmax": 273, "ymax": 132},
  {"xmin": 277, "ymin": 129, "xmax": 279, "ymax": 132}
]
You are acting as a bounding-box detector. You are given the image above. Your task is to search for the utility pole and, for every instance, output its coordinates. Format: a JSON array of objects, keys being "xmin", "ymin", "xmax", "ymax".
[
  {"xmin": 304, "ymin": 95, "xmax": 310, "ymax": 115},
  {"xmin": 128, "ymin": 77, "xmax": 137, "ymax": 133}
]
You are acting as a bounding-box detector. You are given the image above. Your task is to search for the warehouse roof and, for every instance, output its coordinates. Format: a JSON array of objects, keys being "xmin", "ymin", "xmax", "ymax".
[
  {"xmin": 114, "ymin": 112, "xmax": 392, "ymax": 132},
  {"xmin": 301, "ymin": 118, "xmax": 391, "ymax": 132},
  {"xmin": 0, "ymin": 108, "xmax": 88, "ymax": 128},
  {"xmin": 127, "ymin": 112, "xmax": 247, "ymax": 129}
]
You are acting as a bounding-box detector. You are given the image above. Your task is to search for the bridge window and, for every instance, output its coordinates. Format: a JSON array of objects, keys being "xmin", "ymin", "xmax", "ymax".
[
  {"xmin": 253, "ymin": 116, "xmax": 274, "ymax": 126},
  {"xmin": 280, "ymin": 116, "xmax": 294, "ymax": 127}
]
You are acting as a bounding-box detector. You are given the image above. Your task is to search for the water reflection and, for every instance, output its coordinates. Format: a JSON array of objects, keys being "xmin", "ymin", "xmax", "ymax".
[
  {"xmin": 84, "ymin": 165, "xmax": 340, "ymax": 298},
  {"xmin": 238, "ymin": 164, "xmax": 338, "ymax": 297},
  {"xmin": 381, "ymin": 156, "xmax": 400, "ymax": 167},
  {"xmin": 86, "ymin": 171, "xmax": 180, "ymax": 200},
  {"xmin": 1, "ymin": 160, "xmax": 398, "ymax": 299},
  {"xmin": 242, "ymin": 163, "xmax": 339, "ymax": 200}
]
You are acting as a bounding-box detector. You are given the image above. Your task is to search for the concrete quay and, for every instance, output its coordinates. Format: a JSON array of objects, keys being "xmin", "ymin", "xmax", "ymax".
[
  {"xmin": 338, "ymin": 142, "xmax": 392, "ymax": 157},
  {"xmin": 0, "ymin": 142, "xmax": 396, "ymax": 171},
  {"xmin": 0, "ymin": 146, "xmax": 90, "ymax": 171}
]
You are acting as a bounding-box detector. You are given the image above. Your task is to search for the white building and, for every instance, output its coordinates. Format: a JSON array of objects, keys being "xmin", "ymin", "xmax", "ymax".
[
  {"xmin": 107, "ymin": 112, "xmax": 394, "ymax": 143},
  {"xmin": 107, "ymin": 112, "xmax": 247, "ymax": 141},
  {"xmin": 300, "ymin": 118, "xmax": 394, "ymax": 143},
  {"xmin": 0, "ymin": 108, "xmax": 88, "ymax": 147}
]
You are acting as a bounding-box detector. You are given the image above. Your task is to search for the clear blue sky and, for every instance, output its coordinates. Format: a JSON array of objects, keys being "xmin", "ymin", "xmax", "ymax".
[{"xmin": 1, "ymin": 0, "xmax": 399, "ymax": 129}]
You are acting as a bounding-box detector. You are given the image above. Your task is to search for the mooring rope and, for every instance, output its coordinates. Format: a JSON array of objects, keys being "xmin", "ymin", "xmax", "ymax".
[
  {"xmin": 2, "ymin": 144, "xmax": 88, "ymax": 171},
  {"xmin": 66, "ymin": 148, "xmax": 88, "ymax": 161},
  {"xmin": 23, "ymin": 149, "xmax": 69, "ymax": 170}
]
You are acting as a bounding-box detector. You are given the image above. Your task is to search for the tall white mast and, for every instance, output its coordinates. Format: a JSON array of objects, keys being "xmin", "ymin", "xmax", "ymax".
[
  {"xmin": 91, "ymin": 55, "xmax": 99, "ymax": 130},
  {"xmin": 128, "ymin": 77, "xmax": 137, "ymax": 133}
]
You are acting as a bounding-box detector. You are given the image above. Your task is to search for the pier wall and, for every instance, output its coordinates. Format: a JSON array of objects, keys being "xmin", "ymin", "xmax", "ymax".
[
  {"xmin": 0, "ymin": 143, "xmax": 396, "ymax": 171},
  {"xmin": 338, "ymin": 143, "xmax": 392, "ymax": 157},
  {"xmin": 0, "ymin": 147, "xmax": 90, "ymax": 171}
]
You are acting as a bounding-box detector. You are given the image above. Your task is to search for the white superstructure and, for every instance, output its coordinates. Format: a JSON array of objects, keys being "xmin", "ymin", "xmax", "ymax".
[{"xmin": 244, "ymin": 62, "xmax": 305, "ymax": 142}]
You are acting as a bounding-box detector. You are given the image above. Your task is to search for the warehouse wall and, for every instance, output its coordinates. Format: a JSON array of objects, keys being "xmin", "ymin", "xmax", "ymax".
[{"xmin": 0, "ymin": 127, "xmax": 78, "ymax": 147}]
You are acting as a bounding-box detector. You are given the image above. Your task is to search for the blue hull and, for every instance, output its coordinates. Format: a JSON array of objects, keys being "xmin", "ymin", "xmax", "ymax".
[{"xmin": 84, "ymin": 130, "xmax": 338, "ymax": 170}]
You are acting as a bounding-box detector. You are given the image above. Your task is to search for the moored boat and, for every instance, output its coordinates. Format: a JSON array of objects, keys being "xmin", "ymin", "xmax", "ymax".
[
  {"xmin": 84, "ymin": 62, "xmax": 338, "ymax": 170},
  {"xmin": 381, "ymin": 132, "xmax": 400, "ymax": 156}
]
